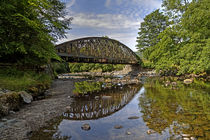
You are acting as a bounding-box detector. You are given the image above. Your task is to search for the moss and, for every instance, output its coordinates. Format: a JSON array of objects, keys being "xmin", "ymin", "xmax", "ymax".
[
  {"xmin": 0, "ymin": 92, "xmax": 22, "ymax": 117},
  {"xmin": 28, "ymin": 87, "xmax": 39, "ymax": 94}
]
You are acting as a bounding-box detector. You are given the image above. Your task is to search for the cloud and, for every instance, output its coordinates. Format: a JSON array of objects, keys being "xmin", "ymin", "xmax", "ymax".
[
  {"xmin": 70, "ymin": 13, "xmax": 140, "ymax": 30},
  {"xmin": 105, "ymin": 0, "xmax": 111, "ymax": 7},
  {"xmin": 66, "ymin": 0, "xmax": 76, "ymax": 8},
  {"xmin": 105, "ymin": 0, "xmax": 161, "ymax": 9},
  {"xmin": 131, "ymin": 0, "xmax": 161, "ymax": 9}
]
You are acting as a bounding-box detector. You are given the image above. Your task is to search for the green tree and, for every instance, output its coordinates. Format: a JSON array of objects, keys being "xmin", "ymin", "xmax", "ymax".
[
  {"xmin": 162, "ymin": 0, "xmax": 190, "ymax": 23},
  {"xmin": 148, "ymin": 0, "xmax": 210, "ymax": 75},
  {"xmin": 136, "ymin": 9, "xmax": 169, "ymax": 59},
  {"xmin": 0, "ymin": 0, "xmax": 72, "ymax": 65}
]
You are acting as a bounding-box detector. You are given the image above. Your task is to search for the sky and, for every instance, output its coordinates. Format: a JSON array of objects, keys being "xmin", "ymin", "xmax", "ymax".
[{"xmin": 58, "ymin": 0, "xmax": 162, "ymax": 51}]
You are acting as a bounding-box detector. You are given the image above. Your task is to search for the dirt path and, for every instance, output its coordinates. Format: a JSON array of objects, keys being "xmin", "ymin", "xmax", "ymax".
[{"xmin": 0, "ymin": 79, "xmax": 81, "ymax": 140}]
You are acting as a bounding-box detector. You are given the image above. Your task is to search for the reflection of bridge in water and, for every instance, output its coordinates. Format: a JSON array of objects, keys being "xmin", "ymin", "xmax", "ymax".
[{"xmin": 63, "ymin": 85, "xmax": 141, "ymax": 120}]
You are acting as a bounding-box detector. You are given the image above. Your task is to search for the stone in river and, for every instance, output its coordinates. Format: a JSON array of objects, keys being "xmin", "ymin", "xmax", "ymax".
[
  {"xmin": 114, "ymin": 125, "xmax": 123, "ymax": 129},
  {"xmin": 184, "ymin": 79, "xmax": 193, "ymax": 84},
  {"xmin": 128, "ymin": 116, "xmax": 139, "ymax": 119},
  {"xmin": 147, "ymin": 129, "xmax": 156, "ymax": 134},
  {"xmin": 19, "ymin": 91, "xmax": 33, "ymax": 104},
  {"xmin": 81, "ymin": 124, "xmax": 91, "ymax": 131},
  {"xmin": 126, "ymin": 131, "xmax": 131, "ymax": 135}
]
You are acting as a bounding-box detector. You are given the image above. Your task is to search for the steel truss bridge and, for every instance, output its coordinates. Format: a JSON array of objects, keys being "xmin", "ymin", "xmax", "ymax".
[{"xmin": 56, "ymin": 37, "xmax": 140, "ymax": 64}]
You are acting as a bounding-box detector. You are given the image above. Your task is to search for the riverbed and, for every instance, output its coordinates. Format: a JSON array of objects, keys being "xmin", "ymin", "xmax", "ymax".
[{"xmin": 30, "ymin": 77, "xmax": 209, "ymax": 140}]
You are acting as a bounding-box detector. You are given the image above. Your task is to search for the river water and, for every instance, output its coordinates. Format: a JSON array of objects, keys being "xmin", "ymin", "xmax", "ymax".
[{"xmin": 30, "ymin": 77, "xmax": 210, "ymax": 140}]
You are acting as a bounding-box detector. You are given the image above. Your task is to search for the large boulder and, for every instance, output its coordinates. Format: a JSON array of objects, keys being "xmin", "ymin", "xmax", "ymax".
[{"xmin": 19, "ymin": 91, "xmax": 33, "ymax": 104}]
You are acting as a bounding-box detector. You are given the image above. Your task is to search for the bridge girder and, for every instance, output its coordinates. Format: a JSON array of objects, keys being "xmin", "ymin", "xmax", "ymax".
[{"xmin": 56, "ymin": 37, "xmax": 140, "ymax": 64}]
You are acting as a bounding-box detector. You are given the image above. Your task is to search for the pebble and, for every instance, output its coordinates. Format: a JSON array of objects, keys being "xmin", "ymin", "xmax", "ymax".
[
  {"xmin": 1, "ymin": 118, "xmax": 7, "ymax": 122},
  {"xmin": 81, "ymin": 124, "xmax": 91, "ymax": 131},
  {"xmin": 95, "ymin": 96, "xmax": 99, "ymax": 100},
  {"xmin": 9, "ymin": 111, "xmax": 16, "ymax": 114},
  {"xmin": 147, "ymin": 129, "xmax": 156, "ymax": 134},
  {"xmin": 128, "ymin": 116, "xmax": 139, "ymax": 119},
  {"xmin": 190, "ymin": 137, "xmax": 197, "ymax": 140},
  {"xmin": 114, "ymin": 125, "xmax": 123, "ymax": 129},
  {"xmin": 66, "ymin": 106, "xmax": 71, "ymax": 110},
  {"xmin": 182, "ymin": 134, "xmax": 191, "ymax": 137},
  {"xmin": 102, "ymin": 96, "xmax": 112, "ymax": 99},
  {"xmin": 126, "ymin": 131, "xmax": 131, "ymax": 135}
]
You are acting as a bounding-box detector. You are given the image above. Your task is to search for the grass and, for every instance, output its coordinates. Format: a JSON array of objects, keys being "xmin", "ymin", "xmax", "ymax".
[{"xmin": 0, "ymin": 67, "xmax": 52, "ymax": 91}]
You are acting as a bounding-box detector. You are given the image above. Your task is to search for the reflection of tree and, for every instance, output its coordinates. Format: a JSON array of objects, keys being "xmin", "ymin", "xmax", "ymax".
[
  {"xmin": 73, "ymin": 81, "xmax": 102, "ymax": 95},
  {"xmin": 139, "ymin": 79, "xmax": 210, "ymax": 139}
]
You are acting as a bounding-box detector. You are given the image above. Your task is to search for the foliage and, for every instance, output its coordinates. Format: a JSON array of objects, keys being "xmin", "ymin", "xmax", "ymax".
[
  {"xmin": 136, "ymin": 9, "xmax": 170, "ymax": 57},
  {"xmin": 68, "ymin": 63, "xmax": 125, "ymax": 73},
  {"xmin": 137, "ymin": 0, "xmax": 210, "ymax": 75},
  {"xmin": 0, "ymin": 67, "xmax": 51, "ymax": 91},
  {"xmin": 52, "ymin": 62, "xmax": 69, "ymax": 74},
  {"xmin": 0, "ymin": 0, "xmax": 71, "ymax": 66}
]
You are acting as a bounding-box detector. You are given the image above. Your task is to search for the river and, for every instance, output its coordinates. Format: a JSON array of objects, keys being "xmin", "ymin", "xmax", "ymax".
[{"xmin": 30, "ymin": 77, "xmax": 210, "ymax": 140}]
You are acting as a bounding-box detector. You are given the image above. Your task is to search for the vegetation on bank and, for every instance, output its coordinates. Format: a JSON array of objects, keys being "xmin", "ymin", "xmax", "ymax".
[
  {"xmin": 137, "ymin": 0, "xmax": 210, "ymax": 76},
  {"xmin": 0, "ymin": 67, "xmax": 51, "ymax": 92},
  {"xmin": 53, "ymin": 62, "xmax": 125, "ymax": 74},
  {"xmin": 0, "ymin": 0, "xmax": 69, "ymax": 92}
]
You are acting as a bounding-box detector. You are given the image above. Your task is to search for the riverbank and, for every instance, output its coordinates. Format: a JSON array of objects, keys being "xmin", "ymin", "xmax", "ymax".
[
  {"xmin": 0, "ymin": 79, "xmax": 77, "ymax": 139},
  {"xmin": 0, "ymin": 67, "xmax": 52, "ymax": 118}
]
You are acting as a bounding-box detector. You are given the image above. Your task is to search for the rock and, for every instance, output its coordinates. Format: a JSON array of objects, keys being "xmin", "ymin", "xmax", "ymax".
[
  {"xmin": 43, "ymin": 129, "xmax": 56, "ymax": 133},
  {"xmin": 128, "ymin": 116, "xmax": 139, "ymax": 119},
  {"xmin": 184, "ymin": 79, "xmax": 193, "ymax": 84},
  {"xmin": 181, "ymin": 134, "xmax": 191, "ymax": 137},
  {"xmin": 95, "ymin": 96, "xmax": 99, "ymax": 100},
  {"xmin": 147, "ymin": 129, "xmax": 156, "ymax": 134},
  {"xmin": 1, "ymin": 118, "xmax": 7, "ymax": 122},
  {"xmin": 67, "ymin": 96, "xmax": 71, "ymax": 98},
  {"xmin": 165, "ymin": 81, "xmax": 170, "ymax": 87},
  {"xmin": 19, "ymin": 91, "xmax": 33, "ymax": 104},
  {"xmin": 102, "ymin": 96, "xmax": 112, "ymax": 99},
  {"xmin": 190, "ymin": 137, "xmax": 197, "ymax": 140},
  {"xmin": 81, "ymin": 124, "xmax": 91, "ymax": 131},
  {"xmin": 9, "ymin": 111, "xmax": 16, "ymax": 114},
  {"xmin": 114, "ymin": 125, "xmax": 123, "ymax": 129},
  {"xmin": 183, "ymin": 138, "xmax": 190, "ymax": 140},
  {"xmin": 171, "ymin": 82, "xmax": 177, "ymax": 86},
  {"xmin": 126, "ymin": 131, "xmax": 131, "ymax": 135},
  {"xmin": 66, "ymin": 106, "xmax": 71, "ymax": 110}
]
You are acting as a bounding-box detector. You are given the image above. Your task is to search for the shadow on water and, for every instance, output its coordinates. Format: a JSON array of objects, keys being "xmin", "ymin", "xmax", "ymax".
[{"xmin": 30, "ymin": 78, "xmax": 210, "ymax": 140}]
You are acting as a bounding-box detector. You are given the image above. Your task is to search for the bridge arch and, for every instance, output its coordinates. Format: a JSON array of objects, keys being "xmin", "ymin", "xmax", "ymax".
[{"xmin": 56, "ymin": 37, "xmax": 140, "ymax": 64}]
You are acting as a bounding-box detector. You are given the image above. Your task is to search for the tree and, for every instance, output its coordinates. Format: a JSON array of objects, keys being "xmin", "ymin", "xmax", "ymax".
[
  {"xmin": 148, "ymin": 0, "xmax": 210, "ymax": 75},
  {"xmin": 136, "ymin": 9, "xmax": 169, "ymax": 59},
  {"xmin": 0, "ymin": 0, "xmax": 72, "ymax": 65},
  {"xmin": 162, "ymin": 0, "xmax": 190, "ymax": 23}
]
